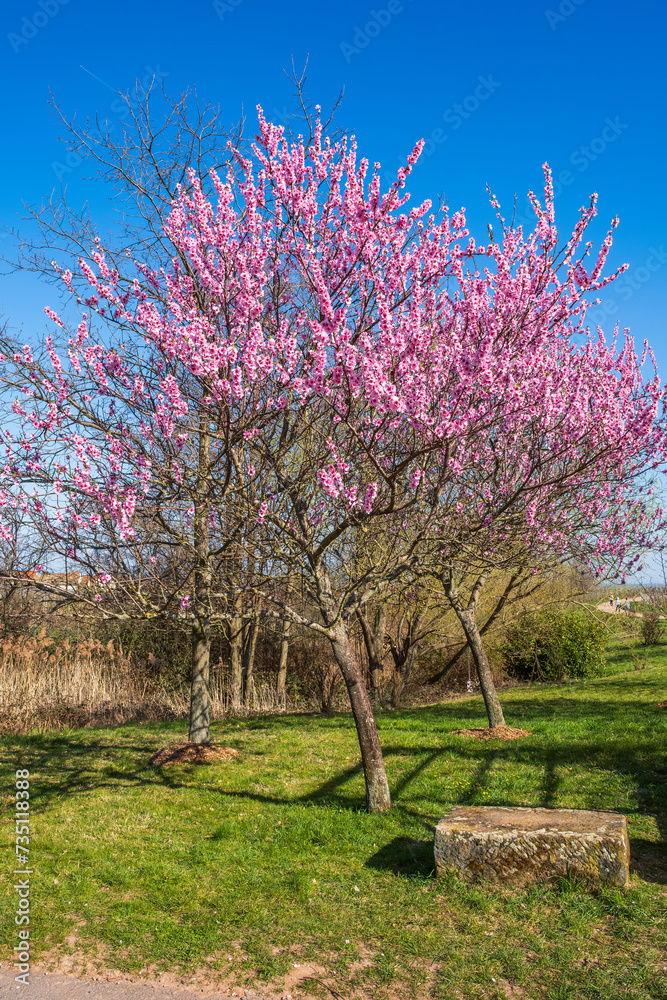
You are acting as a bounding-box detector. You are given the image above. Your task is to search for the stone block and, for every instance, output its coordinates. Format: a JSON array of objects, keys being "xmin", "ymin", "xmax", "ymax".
[{"xmin": 434, "ymin": 806, "xmax": 629, "ymax": 887}]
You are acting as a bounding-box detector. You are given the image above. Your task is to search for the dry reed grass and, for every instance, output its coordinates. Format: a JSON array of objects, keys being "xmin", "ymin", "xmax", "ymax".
[{"xmin": 0, "ymin": 630, "xmax": 308, "ymax": 734}]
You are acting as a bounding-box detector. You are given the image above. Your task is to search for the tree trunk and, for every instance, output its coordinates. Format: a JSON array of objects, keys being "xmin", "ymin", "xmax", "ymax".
[
  {"xmin": 189, "ymin": 619, "xmax": 211, "ymax": 742},
  {"xmin": 188, "ymin": 410, "xmax": 212, "ymax": 744},
  {"xmin": 242, "ymin": 609, "xmax": 260, "ymax": 708},
  {"xmin": 276, "ymin": 617, "xmax": 290, "ymax": 706},
  {"xmin": 329, "ymin": 623, "xmax": 391, "ymax": 813},
  {"xmin": 229, "ymin": 588, "xmax": 243, "ymax": 710},
  {"xmin": 386, "ymin": 608, "xmax": 425, "ymax": 708},
  {"xmin": 443, "ymin": 569, "xmax": 506, "ymax": 728},
  {"xmin": 455, "ymin": 608, "xmax": 506, "ymax": 727},
  {"xmin": 389, "ymin": 647, "xmax": 417, "ymax": 709},
  {"xmin": 428, "ymin": 573, "xmax": 520, "ymax": 686},
  {"xmin": 357, "ymin": 604, "xmax": 386, "ymax": 692}
]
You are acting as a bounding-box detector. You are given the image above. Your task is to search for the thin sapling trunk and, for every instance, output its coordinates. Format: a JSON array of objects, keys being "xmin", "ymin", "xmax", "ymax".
[{"xmin": 189, "ymin": 413, "xmax": 212, "ymax": 743}]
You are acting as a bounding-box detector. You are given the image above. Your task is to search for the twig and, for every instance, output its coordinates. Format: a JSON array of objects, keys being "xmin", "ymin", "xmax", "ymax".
[
  {"xmin": 571, "ymin": 600, "xmax": 632, "ymax": 636},
  {"xmin": 300, "ymin": 977, "xmax": 350, "ymax": 1000}
]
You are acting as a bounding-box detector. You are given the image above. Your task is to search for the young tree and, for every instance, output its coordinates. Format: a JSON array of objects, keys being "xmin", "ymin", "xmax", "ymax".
[
  {"xmin": 425, "ymin": 561, "xmax": 576, "ymax": 687},
  {"xmin": 2, "ymin": 110, "xmax": 665, "ymax": 812},
  {"xmin": 428, "ymin": 185, "xmax": 664, "ymax": 726},
  {"xmin": 358, "ymin": 558, "xmax": 591, "ymax": 708},
  {"xmin": 1, "ymin": 75, "xmax": 342, "ymax": 744},
  {"xmin": 430, "ymin": 371, "xmax": 665, "ymax": 728}
]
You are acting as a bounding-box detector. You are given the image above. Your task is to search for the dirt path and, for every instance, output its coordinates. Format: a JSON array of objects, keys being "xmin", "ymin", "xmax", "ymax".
[
  {"xmin": 595, "ymin": 602, "xmax": 665, "ymax": 619},
  {"xmin": 0, "ymin": 967, "xmax": 292, "ymax": 1000}
]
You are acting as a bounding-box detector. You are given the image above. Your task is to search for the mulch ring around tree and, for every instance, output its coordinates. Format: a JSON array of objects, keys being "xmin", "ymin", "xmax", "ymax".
[
  {"xmin": 450, "ymin": 725, "xmax": 532, "ymax": 741},
  {"xmin": 149, "ymin": 742, "xmax": 240, "ymax": 767}
]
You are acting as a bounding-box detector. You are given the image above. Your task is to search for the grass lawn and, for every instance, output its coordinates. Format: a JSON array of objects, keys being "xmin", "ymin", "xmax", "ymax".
[{"xmin": 1, "ymin": 638, "xmax": 666, "ymax": 1000}]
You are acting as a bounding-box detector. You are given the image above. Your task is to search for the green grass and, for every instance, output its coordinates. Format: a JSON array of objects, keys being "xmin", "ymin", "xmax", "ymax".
[
  {"xmin": 600, "ymin": 615, "xmax": 666, "ymax": 676},
  {"xmin": 2, "ymin": 646, "xmax": 666, "ymax": 1000},
  {"xmin": 629, "ymin": 602, "xmax": 662, "ymax": 614}
]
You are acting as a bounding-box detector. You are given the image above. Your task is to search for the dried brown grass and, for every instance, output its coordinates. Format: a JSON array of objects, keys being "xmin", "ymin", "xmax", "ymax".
[{"xmin": 0, "ymin": 630, "xmax": 306, "ymax": 734}]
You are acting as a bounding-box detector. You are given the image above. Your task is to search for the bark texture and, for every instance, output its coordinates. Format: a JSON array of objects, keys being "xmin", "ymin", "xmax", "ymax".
[
  {"xmin": 443, "ymin": 570, "xmax": 506, "ymax": 728},
  {"xmin": 276, "ymin": 618, "xmax": 290, "ymax": 705},
  {"xmin": 188, "ymin": 413, "xmax": 212, "ymax": 743},
  {"xmin": 242, "ymin": 608, "xmax": 260, "ymax": 708},
  {"xmin": 189, "ymin": 620, "xmax": 211, "ymax": 742},
  {"xmin": 330, "ymin": 622, "xmax": 391, "ymax": 812},
  {"xmin": 229, "ymin": 590, "xmax": 243, "ymax": 711},
  {"xmin": 428, "ymin": 573, "xmax": 519, "ymax": 686},
  {"xmin": 357, "ymin": 605, "xmax": 386, "ymax": 692},
  {"xmin": 456, "ymin": 608, "xmax": 506, "ymax": 727},
  {"xmin": 387, "ymin": 608, "xmax": 425, "ymax": 708}
]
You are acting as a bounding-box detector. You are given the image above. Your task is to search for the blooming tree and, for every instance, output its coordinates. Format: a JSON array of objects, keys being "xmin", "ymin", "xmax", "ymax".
[
  {"xmin": 415, "ymin": 181, "xmax": 667, "ymax": 725},
  {"xmin": 2, "ymin": 108, "xmax": 666, "ymax": 811}
]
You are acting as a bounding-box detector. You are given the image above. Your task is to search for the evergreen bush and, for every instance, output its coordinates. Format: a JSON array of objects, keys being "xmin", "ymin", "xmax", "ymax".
[{"xmin": 501, "ymin": 609, "xmax": 607, "ymax": 681}]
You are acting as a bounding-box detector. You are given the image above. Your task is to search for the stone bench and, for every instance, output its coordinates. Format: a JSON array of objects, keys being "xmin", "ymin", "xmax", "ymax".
[{"xmin": 434, "ymin": 806, "xmax": 629, "ymax": 887}]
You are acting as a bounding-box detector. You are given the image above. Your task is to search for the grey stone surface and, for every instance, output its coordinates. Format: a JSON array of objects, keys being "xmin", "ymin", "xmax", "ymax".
[{"xmin": 434, "ymin": 806, "xmax": 630, "ymax": 886}]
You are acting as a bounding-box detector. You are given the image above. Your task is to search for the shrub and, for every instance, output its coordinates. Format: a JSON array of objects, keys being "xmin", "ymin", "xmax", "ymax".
[
  {"xmin": 640, "ymin": 611, "xmax": 664, "ymax": 646},
  {"xmin": 501, "ymin": 609, "xmax": 607, "ymax": 681},
  {"xmin": 631, "ymin": 648, "xmax": 649, "ymax": 671}
]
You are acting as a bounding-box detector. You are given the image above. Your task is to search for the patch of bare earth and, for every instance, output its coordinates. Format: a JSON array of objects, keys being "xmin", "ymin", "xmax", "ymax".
[
  {"xmin": 450, "ymin": 725, "xmax": 532, "ymax": 741},
  {"xmin": 497, "ymin": 979, "xmax": 534, "ymax": 999},
  {"xmin": 0, "ymin": 956, "xmax": 372, "ymax": 1000},
  {"xmin": 149, "ymin": 742, "xmax": 239, "ymax": 767}
]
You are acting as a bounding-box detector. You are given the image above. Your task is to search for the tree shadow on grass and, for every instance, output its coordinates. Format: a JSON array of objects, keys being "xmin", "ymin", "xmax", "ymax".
[
  {"xmin": 365, "ymin": 832, "xmax": 667, "ymax": 888},
  {"xmin": 629, "ymin": 837, "xmax": 667, "ymax": 885},
  {"xmin": 365, "ymin": 835, "xmax": 436, "ymax": 878},
  {"xmin": 2, "ymin": 707, "xmax": 665, "ymax": 867}
]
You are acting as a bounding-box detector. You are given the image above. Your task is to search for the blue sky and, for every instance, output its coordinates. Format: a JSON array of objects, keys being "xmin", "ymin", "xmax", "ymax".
[
  {"xmin": 0, "ymin": 0, "xmax": 665, "ymax": 584},
  {"xmin": 1, "ymin": 0, "xmax": 665, "ymax": 372}
]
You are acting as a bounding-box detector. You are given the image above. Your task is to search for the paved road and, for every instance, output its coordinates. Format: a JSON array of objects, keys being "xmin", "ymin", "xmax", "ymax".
[{"xmin": 0, "ymin": 970, "xmax": 289, "ymax": 1000}]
